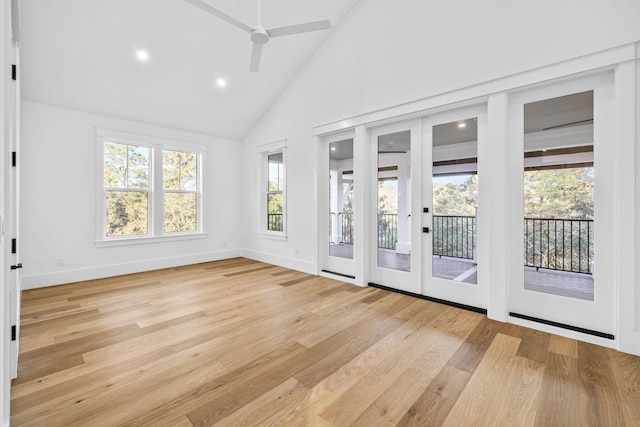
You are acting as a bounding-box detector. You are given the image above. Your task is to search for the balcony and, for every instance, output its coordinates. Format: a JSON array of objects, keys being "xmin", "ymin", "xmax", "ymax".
[{"xmin": 329, "ymin": 213, "xmax": 594, "ymax": 300}]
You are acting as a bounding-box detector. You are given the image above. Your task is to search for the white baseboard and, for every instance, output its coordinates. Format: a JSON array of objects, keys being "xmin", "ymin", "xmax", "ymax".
[
  {"xmin": 242, "ymin": 249, "xmax": 316, "ymax": 275},
  {"xmin": 20, "ymin": 249, "xmax": 243, "ymax": 290}
]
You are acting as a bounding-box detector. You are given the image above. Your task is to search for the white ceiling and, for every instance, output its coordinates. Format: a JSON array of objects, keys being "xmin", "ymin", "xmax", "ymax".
[{"xmin": 18, "ymin": 0, "xmax": 359, "ymax": 141}]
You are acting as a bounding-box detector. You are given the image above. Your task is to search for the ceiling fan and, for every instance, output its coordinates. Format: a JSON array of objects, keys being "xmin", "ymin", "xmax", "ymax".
[{"xmin": 185, "ymin": 0, "xmax": 332, "ymax": 72}]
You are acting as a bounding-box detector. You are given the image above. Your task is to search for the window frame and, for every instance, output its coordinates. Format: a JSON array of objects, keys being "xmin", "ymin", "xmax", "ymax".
[
  {"xmin": 161, "ymin": 148, "xmax": 201, "ymax": 235},
  {"xmin": 258, "ymin": 140, "xmax": 287, "ymax": 240},
  {"xmin": 96, "ymin": 128, "xmax": 207, "ymax": 247},
  {"xmin": 102, "ymin": 140, "xmax": 152, "ymax": 238}
]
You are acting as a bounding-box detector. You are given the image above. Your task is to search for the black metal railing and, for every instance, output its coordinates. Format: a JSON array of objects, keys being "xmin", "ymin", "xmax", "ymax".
[
  {"xmin": 433, "ymin": 215, "xmax": 476, "ymax": 260},
  {"xmin": 342, "ymin": 212, "xmax": 354, "ymax": 245},
  {"xmin": 524, "ymin": 217, "xmax": 593, "ymax": 274},
  {"xmin": 267, "ymin": 213, "xmax": 283, "ymax": 232},
  {"xmin": 378, "ymin": 213, "xmax": 398, "ymax": 250}
]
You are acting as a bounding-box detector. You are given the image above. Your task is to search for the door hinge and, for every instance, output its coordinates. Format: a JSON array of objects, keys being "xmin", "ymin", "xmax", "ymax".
[
  {"xmin": 12, "ymin": 64, "xmax": 16, "ymax": 80},
  {"xmin": 11, "ymin": 238, "xmax": 16, "ymax": 254},
  {"xmin": 10, "ymin": 263, "xmax": 22, "ymax": 270},
  {"xmin": 11, "ymin": 325, "xmax": 16, "ymax": 341},
  {"xmin": 12, "ymin": 151, "xmax": 16, "ymax": 167}
]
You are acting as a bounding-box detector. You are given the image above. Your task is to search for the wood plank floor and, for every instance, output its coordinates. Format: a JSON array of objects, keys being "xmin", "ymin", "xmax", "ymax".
[{"xmin": 11, "ymin": 258, "xmax": 640, "ymax": 426}]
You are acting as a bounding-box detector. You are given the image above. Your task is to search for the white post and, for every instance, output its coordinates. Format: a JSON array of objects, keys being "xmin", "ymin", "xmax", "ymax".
[{"xmin": 395, "ymin": 152, "xmax": 411, "ymax": 254}]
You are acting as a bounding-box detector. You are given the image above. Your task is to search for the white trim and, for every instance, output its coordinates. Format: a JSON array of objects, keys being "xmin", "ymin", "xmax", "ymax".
[
  {"xmin": 257, "ymin": 138, "xmax": 287, "ymax": 153},
  {"xmin": 242, "ymin": 249, "xmax": 315, "ymax": 275},
  {"xmin": 96, "ymin": 127, "xmax": 208, "ymax": 153},
  {"xmin": 95, "ymin": 232, "xmax": 207, "ymax": 247},
  {"xmin": 258, "ymin": 140, "xmax": 287, "ymax": 238},
  {"xmin": 96, "ymin": 129, "xmax": 205, "ymax": 242},
  {"xmin": 257, "ymin": 232, "xmax": 287, "ymax": 241},
  {"xmin": 616, "ymin": 56, "xmax": 640, "ymax": 355},
  {"xmin": 20, "ymin": 249, "xmax": 241, "ymax": 290}
]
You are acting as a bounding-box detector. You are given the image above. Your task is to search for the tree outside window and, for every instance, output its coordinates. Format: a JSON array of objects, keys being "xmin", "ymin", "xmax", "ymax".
[
  {"xmin": 163, "ymin": 150, "xmax": 198, "ymax": 233},
  {"xmin": 104, "ymin": 142, "xmax": 149, "ymax": 236},
  {"xmin": 267, "ymin": 152, "xmax": 284, "ymax": 232}
]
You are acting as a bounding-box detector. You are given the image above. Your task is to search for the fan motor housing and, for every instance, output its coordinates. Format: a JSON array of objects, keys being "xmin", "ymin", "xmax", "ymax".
[{"xmin": 251, "ymin": 27, "xmax": 270, "ymax": 44}]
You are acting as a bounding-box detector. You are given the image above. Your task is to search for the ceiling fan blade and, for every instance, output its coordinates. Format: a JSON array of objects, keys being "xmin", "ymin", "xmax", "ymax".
[
  {"xmin": 185, "ymin": 0, "xmax": 253, "ymax": 33},
  {"xmin": 249, "ymin": 43, "xmax": 263, "ymax": 72},
  {"xmin": 266, "ymin": 20, "xmax": 331, "ymax": 38}
]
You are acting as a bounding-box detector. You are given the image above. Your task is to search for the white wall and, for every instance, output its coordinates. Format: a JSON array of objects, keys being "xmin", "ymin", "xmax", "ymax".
[
  {"xmin": 20, "ymin": 101, "xmax": 243, "ymax": 289},
  {"xmin": 241, "ymin": 0, "xmax": 640, "ymax": 271}
]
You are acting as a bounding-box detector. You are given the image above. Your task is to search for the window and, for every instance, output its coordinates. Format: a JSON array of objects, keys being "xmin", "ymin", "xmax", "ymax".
[
  {"xmin": 104, "ymin": 142, "xmax": 150, "ymax": 236},
  {"xmin": 259, "ymin": 140, "xmax": 287, "ymax": 239},
  {"xmin": 267, "ymin": 152, "xmax": 284, "ymax": 232},
  {"xmin": 98, "ymin": 129, "xmax": 205, "ymax": 244},
  {"xmin": 163, "ymin": 150, "xmax": 198, "ymax": 233}
]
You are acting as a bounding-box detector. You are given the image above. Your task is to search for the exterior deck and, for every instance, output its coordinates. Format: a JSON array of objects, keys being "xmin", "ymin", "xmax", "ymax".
[{"xmin": 330, "ymin": 245, "xmax": 594, "ymax": 301}]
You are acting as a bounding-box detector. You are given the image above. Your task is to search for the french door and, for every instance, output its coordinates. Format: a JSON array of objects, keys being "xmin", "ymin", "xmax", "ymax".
[
  {"xmin": 422, "ymin": 106, "xmax": 488, "ymax": 310},
  {"xmin": 367, "ymin": 120, "xmax": 421, "ymax": 293},
  {"xmin": 319, "ymin": 131, "xmax": 356, "ymax": 279},
  {"xmin": 507, "ymin": 75, "xmax": 615, "ymax": 337}
]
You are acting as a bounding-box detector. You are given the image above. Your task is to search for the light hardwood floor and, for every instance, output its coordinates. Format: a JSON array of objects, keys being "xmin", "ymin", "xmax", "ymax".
[{"xmin": 11, "ymin": 258, "xmax": 640, "ymax": 426}]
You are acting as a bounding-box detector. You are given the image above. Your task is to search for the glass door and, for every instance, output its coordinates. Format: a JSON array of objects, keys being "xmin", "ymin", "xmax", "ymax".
[
  {"xmin": 508, "ymin": 76, "xmax": 615, "ymax": 338},
  {"xmin": 368, "ymin": 120, "xmax": 421, "ymax": 293},
  {"xmin": 320, "ymin": 132, "xmax": 356, "ymax": 278},
  {"xmin": 422, "ymin": 106, "xmax": 488, "ymax": 309}
]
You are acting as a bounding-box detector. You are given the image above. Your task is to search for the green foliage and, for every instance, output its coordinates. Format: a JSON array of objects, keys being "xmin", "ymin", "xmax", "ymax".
[
  {"xmin": 433, "ymin": 175, "xmax": 477, "ymax": 216},
  {"xmin": 164, "ymin": 193, "xmax": 197, "ymax": 233},
  {"xmin": 524, "ymin": 168, "xmax": 593, "ymax": 219},
  {"xmin": 104, "ymin": 142, "xmax": 150, "ymax": 236},
  {"xmin": 163, "ymin": 150, "xmax": 197, "ymax": 190},
  {"xmin": 106, "ymin": 191, "xmax": 148, "ymax": 236},
  {"xmin": 104, "ymin": 142, "xmax": 149, "ymax": 189},
  {"xmin": 343, "ymin": 183, "xmax": 354, "ymax": 214},
  {"xmin": 431, "ymin": 168, "xmax": 593, "ymax": 220},
  {"xmin": 377, "ymin": 180, "xmax": 398, "ymax": 214}
]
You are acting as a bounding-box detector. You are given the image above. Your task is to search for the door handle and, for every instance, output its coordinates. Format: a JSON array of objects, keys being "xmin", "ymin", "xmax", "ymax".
[{"xmin": 423, "ymin": 227, "xmax": 430, "ymax": 233}]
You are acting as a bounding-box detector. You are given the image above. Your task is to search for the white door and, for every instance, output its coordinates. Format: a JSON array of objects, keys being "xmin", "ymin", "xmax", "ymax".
[
  {"xmin": 507, "ymin": 75, "xmax": 615, "ymax": 338},
  {"xmin": 368, "ymin": 120, "xmax": 421, "ymax": 293},
  {"xmin": 422, "ymin": 106, "xmax": 488, "ymax": 310},
  {"xmin": 8, "ymin": 39, "xmax": 21, "ymax": 378},
  {"xmin": 320, "ymin": 132, "xmax": 356, "ymax": 279}
]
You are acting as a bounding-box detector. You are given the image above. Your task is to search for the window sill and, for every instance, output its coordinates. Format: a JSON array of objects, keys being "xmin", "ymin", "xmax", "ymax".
[
  {"xmin": 257, "ymin": 232, "xmax": 288, "ymax": 241},
  {"xmin": 95, "ymin": 232, "xmax": 208, "ymax": 248}
]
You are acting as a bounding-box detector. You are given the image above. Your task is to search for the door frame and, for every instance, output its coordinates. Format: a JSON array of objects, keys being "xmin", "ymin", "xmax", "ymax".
[
  {"xmin": 421, "ymin": 104, "xmax": 489, "ymax": 310},
  {"xmin": 506, "ymin": 73, "xmax": 616, "ymax": 337},
  {"xmin": 367, "ymin": 119, "xmax": 422, "ymax": 294},
  {"xmin": 318, "ymin": 130, "xmax": 357, "ymax": 281}
]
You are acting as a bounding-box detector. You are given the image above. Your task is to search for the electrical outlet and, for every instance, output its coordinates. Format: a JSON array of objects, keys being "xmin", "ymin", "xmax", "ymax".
[
  {"xmin": 56, "ymin": 258, "xmax": 64, "ymax": 267},
  {"xmin": 294, "ymin": 248, "xmax": 299, "ymax": 255}
]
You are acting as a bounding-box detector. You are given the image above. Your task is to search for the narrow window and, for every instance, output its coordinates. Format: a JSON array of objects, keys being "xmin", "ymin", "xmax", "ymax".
[
  {"xmin": 267, "ymin": 152, "xmax": 284, "ymax": 232},
  {"xmin": 103, "ymin": 142, "xmax": 150, "ymax": 236},
  {"xmin": 163, "ymin": 150, "xmax": 199, "ymax": 233}
]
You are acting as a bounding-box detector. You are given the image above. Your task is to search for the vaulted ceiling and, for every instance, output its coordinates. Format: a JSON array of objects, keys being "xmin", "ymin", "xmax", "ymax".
[{"xmin": 18, "ymin": 0, "xmax": 360, "ymax": 140}]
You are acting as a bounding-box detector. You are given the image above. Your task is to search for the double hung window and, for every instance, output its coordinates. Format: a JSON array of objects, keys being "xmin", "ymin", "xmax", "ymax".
[
  {"xmin": 259, "ymin": 140, "xmax": 287, "ymax": 239},
  {"xmin": 98, "ymin": 129, "xmax": 204, "ymax": 243}
]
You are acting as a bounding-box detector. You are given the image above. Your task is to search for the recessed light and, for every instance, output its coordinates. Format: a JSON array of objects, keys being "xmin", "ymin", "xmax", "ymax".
[
  {"xmin": 216, "ymin": 78, "xmax": 227, "ymax": 88},
  {"xmin": 330, "ymin": 147, "xmax": 336, "ymax": 151},
  {"xmin": 458, "ymin": 122, "xmax": 466, "ymax": 128},
  {"xmin": 136, "ymin": 50, "xmax": 150, "ymax": 62}
]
